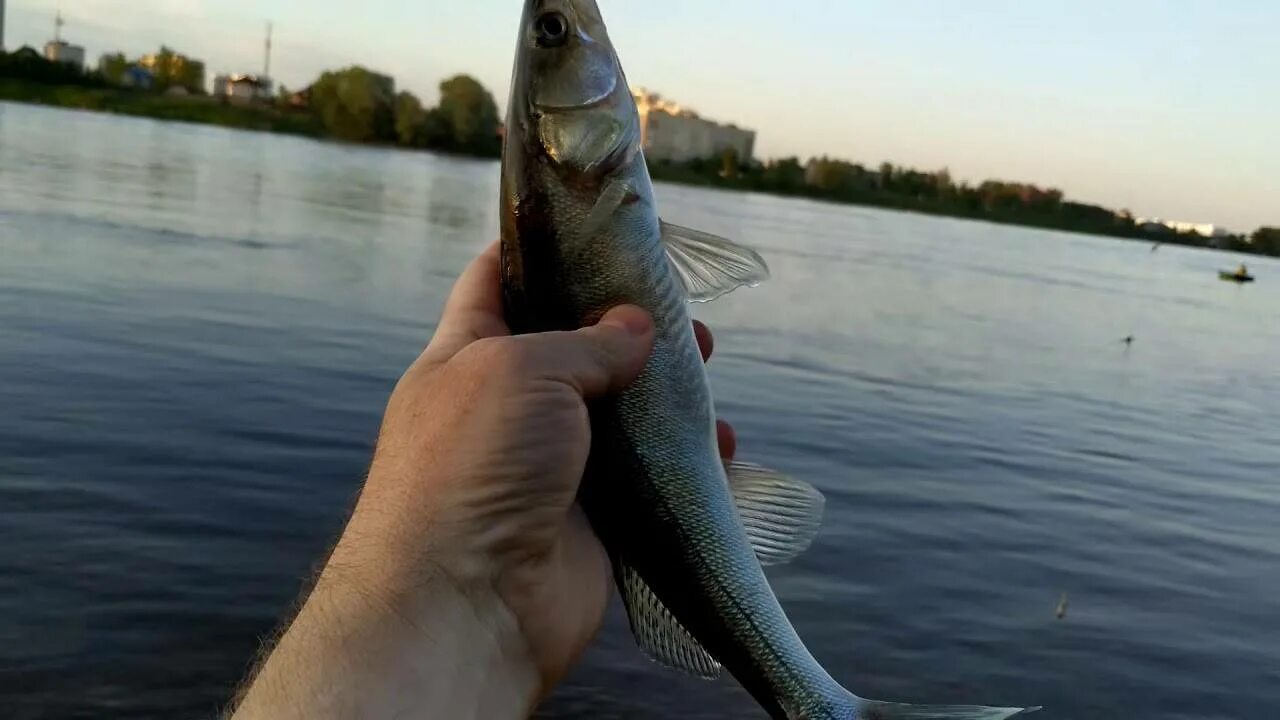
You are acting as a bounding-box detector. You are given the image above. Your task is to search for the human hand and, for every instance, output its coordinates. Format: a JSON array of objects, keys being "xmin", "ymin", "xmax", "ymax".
[
  {"xmin": 350, "ymin": 241, "xmax": 737, "ymax": 689},
  {"xmin": 232, "ymin": 243, "xmax": 736, "ymax": 719}
]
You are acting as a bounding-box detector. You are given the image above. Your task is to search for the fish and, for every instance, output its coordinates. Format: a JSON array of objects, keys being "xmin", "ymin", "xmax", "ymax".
[{"xmin": 499, "ymin": 2, "xmax": 1038, "ymax": 718}]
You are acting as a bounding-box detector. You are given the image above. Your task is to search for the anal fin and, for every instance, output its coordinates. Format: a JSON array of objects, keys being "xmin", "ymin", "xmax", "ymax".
[
  {"xmin": 857, "ymin": 699, "xmax": 1041, "ymax": 719},
  {"xmin": 618, "ymin": 563, "xmax": 721, "ymax": 679}
]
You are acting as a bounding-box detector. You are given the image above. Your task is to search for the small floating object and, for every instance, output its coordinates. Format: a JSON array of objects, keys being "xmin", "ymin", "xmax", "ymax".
[
  {"xmin": 1219, "ymin": 270, "xmax": 1255, "ymax": 283},
  {"xmin": 1055, "ymin": 593, "xmax": 1069, "ymax": 620}
]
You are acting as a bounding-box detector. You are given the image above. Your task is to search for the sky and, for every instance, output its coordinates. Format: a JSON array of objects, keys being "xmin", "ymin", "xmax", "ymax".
[{"xmin": 5, "ymin": 0, "xmax": 1278, "ymax": 231}]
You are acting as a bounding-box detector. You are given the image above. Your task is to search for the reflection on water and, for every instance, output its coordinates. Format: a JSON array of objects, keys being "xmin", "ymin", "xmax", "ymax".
[{"xmin": 1, "ymin": 102, "xmax": 1278, "ymax": 719}]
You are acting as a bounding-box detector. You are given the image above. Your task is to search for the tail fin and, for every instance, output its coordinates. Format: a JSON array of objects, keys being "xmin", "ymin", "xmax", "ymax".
[{"xmin": 857, "ymin": 699, "xmax": 1042, "ymax": 719}]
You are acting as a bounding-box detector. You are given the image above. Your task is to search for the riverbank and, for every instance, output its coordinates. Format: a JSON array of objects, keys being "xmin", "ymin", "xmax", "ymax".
[
  {"xmin": 1, "ymin": 79, "xmax": 1274, "ymax": 257},
  {"xmin": 0, "ymin": 80, "xmax": 319, "ymax": 137},
  {"xmin": 648, "ymin": 161, "xmax": 1145, "ymax": 242},
  {"xmin": 647, "ymin": 160, "xmax": 1278, "ymax": 257}
]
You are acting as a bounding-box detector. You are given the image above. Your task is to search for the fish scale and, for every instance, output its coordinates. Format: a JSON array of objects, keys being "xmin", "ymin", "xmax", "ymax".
[{"xmin": 499, "ymin": 2, "xmax": 1036, "ymax": 718}]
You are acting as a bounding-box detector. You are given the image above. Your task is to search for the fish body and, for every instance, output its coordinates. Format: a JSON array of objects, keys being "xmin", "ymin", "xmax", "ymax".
[{"xmin": 499, "ymin": 3, "xmax": 1034, "ymax": 719}]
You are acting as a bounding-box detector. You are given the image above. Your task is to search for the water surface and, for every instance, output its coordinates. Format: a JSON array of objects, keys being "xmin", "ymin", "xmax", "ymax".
[{"xmin": 1, "ymin": 103, "xmax": 1277, "ymax": 719}]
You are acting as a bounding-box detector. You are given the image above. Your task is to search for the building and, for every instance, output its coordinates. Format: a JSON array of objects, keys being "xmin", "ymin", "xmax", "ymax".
[
  {"xmin": 211, "ymin": 24, "xmax": 279, "ymax": 104},
  {"xmin": 43, "ymin": 41, "xmax": 85, "ymax": 70},
  {"xmin": 632, "ymin": 88, "xmax": 756, "ymax": 164},
  {"xmin": 1137, "ymin": 218, "xmax": 1232, "ymax": 238},
  {"xmin": 214, "ymin": 73, "xmax": 274, "ymax": 103}
]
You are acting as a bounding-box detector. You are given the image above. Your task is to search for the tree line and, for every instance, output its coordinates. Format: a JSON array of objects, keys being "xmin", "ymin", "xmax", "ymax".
[
  {"xmin": 1, "ymin": 49, "xmax": 501, "ymax": 159},
  {"xmin": 649, "ymin": 152, "xmax": 1278, "ymax": 257},
  {"xmin": 304, "ymin": 68, "xmax": 501, "ymax": 157},
  {"xmin": 2, "ymin": 47, "xmax": 1272, "ymax": 249}
]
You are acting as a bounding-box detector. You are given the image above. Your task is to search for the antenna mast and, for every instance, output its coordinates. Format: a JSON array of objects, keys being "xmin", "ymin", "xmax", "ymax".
[{"xmin": 264, "ymin": 21, "xmax": 273, "ymax": 79}]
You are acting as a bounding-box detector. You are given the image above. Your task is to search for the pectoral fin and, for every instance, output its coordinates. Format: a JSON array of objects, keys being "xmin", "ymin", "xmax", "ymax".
[
  {"xmin": 661, "ymin": 221, "xmax": 770, "ymax": 302},
  {"xmin": 582, "ymin": 178, "xmax": 637, "ymax": 239},
  {"xmin": 618, "ymin": 563, "xmax": 721, "ymax": 679},
  {"xmin": 727, "ymin": 462, "xmax": 825, "ymax": 566}
]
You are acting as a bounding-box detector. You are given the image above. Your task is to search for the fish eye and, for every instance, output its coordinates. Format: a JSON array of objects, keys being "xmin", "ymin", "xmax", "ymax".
[{"xmin": 535, "ymin": 12, "xmax": 570, "ymax": 48}]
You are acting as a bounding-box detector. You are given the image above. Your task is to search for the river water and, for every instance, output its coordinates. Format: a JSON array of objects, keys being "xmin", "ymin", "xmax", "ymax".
[{"xmin": 1, "ymin": 102, "xmax": 1277, "ymax": 719}]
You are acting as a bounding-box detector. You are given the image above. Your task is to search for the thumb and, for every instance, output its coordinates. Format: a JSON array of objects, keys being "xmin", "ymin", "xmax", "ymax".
[{"xmin": 511, "ymin": 305, "xmax": 655, "ymax": 399}]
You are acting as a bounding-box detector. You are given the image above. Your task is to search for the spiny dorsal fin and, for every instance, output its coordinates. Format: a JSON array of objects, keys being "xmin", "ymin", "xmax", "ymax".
[
  {"xmin": 661, "ymin": 221, "xmax": 770, "ymax": 303},
  {"xmin": 618, "ymin": 563, "xmax": 721, "ymax": 679},
  {"xmin": 727, "ymin": 462, "xmax": 825, "ymax": 566}
]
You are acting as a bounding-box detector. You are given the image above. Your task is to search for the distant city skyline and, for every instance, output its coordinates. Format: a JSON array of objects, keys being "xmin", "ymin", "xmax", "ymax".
[{"xmin": 4, "ymin": 0, "xmax": 1277, "ymax": 231}]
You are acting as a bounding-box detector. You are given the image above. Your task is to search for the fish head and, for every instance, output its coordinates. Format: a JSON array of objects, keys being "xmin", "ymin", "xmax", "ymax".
[{"xmin": 504, "ymin": 0, "xmax": 640, "ymax": 177}]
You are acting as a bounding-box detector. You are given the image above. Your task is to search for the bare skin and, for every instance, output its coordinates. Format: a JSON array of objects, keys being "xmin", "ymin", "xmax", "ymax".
[{"xmin": 229, "ymin": 243, "xmax": 736, "ymax": 720}]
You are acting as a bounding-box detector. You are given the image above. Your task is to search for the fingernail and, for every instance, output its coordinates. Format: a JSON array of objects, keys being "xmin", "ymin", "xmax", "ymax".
[{"xmin": 603, "ymin": 306, "xmax": 653, "ymax": 337}]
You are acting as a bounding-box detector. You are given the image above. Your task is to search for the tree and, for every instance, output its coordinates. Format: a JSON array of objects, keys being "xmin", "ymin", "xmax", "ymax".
[
  {"xmin": 1252, "ymin": 227, "xmax": 1280, "ymax": 256},
  {"xmin": 142, "ymin": 46, "xmax": 205, "ymax": 93},
  {"xmin": 878, "ymin": 162, "xmax": 896, "ymax": 191},
  {"xmin": 432, "ymin": 74, "xmax": 501, "ymax": 156},
  {"xmin": 761, "ymin": 157, "xmax": 806, "ymax": 193},
  {"xmin": 98, "ymin": 53, "xmax": 129, "ymax": 85},
  {"xmin": 394, "ymin": 91, "xmax": 427, "ymax": 147},
  {"xmin": 0, "ymin": 47, "xmax": 99, "ymax": 86},
  {"xmin": 308, "ymin": 67, "xmax": 396, "ymax": 143},
  {"xmin": 420, "ymin": 108, "xmax": 453, "ymax": 148}
]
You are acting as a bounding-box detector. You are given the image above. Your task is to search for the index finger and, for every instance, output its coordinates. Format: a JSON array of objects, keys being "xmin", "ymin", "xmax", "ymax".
[{"xmin": 424, "ymin": 243, "xmax": 510, "ymax": 362}]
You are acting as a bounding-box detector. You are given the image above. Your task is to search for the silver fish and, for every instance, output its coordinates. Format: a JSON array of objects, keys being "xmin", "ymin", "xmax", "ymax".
[{"xmin": 499, "ymin": 2, "xmax": 1037, "ymax": 718}]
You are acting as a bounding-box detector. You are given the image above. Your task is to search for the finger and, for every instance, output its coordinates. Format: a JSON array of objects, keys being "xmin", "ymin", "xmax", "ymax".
[
  {"xmin": 510, "ymin": 305, "xmax": 655, "ymax": 399},
  {"xmin": 716, "ymin": 420, "xmax": 737, "ymax": 462},
  {"xmin": 693, "ymin": 320, "xmax": 713, "ymax": 363},
  {"xmin": 426, "ymin": 243, "xmax": 509, "ymax": 361}
]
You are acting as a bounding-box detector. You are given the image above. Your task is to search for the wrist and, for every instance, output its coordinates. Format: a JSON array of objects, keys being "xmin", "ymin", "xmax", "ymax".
[{"xmin": 234, "ymin": 529, "xmax": 542, "ymax": 720}]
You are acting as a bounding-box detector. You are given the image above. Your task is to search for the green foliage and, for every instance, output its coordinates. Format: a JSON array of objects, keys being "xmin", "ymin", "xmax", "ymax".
[
  {"xmin": 759, "ymin": 157, "xmax": 806, "ymax": 193},
  {"xmin": 394, "ymin": 91, "xmax": 428, "ymax": 147},
  {"xmin": 98, "ymin": 53, "xmax": 130, "ymax": 84},
  {"xmin": 419, "ymin": 108, "xmax": 453, "ymax": 149},
  {"xmin": 1251, "ymin": 227, "xmax": 1280, "ymax": 256},
  {"xmin": 650, "ymin": 153, "xmax": 1167, "ymax": 244},
  {"xmin": 371, "ymin": 74, "xmax": 501, "ymax": 157},
  {"xmin": 0, "ymin": 49, "xmax": 103, "ymax": 87},
  {"xmin": 144, "ymin": 46, "xmax": 205, "ymax": 94},
  {"xmin": 0, "ymin": 78, "xmax": 319, "ymax": 136},
  {"xmin": 430, "ymin": 74, "xmax": 502, "ymax": 156},
  {"xmin": 308, "ymin": 66, "xmax": 396, "ymax": 143}
]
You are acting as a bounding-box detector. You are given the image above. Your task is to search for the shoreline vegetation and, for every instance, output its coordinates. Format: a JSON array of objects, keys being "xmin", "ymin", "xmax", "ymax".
[{"xmin": 3, "ymin": 48, "xmax": 1276, "ymax": 258}]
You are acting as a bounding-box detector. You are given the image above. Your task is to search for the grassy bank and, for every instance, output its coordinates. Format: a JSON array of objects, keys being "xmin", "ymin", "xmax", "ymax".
[
  {"xmin": 0, "ymin": 79, "xmax": 320, "ymax": 137},
  {"xmin": 649, "ymin": 162, "xmax": 1141, "ymax": 240}
]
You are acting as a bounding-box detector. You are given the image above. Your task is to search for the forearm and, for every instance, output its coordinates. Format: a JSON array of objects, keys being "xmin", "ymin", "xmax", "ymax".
[{"xmin": 231, "ymin": 548, "xmax": 541, "ymax": 720}]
